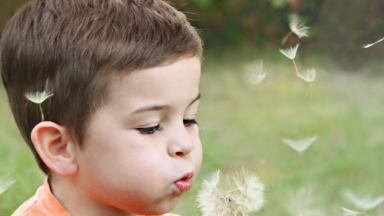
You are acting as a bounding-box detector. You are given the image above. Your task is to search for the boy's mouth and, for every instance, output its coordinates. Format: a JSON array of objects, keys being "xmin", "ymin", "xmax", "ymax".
[{"xmin": 174, "ymin": 173, "xmax": 193, "ymax": 192}]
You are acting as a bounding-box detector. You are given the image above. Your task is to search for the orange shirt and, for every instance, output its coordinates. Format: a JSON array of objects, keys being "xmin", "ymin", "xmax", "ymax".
[{"xmin": 12, "ymin": 178, "xmax": 179, "ymax": 216}]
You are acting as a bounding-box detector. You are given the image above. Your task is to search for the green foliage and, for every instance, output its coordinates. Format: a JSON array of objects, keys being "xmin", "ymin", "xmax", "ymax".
[
  {"xmin": 173, "ymin": 0, "xmax": 384, "ymax": 71},
  {"xmin": 174, "ymin": 0, "xmax": 289, "ymax": 47},
  {"xmin": 270, "ymin": 0, "xmax": 289, "ymax": 8},
  {"xmin": 315, "ymin": 0, "xmax": 384, "ymax": 70},
  {"xmin": 0, "ymin": 0, "xmax": 28, "ymax": 32},
  {"xmin": 191, "ymin": 0, "xmax": 214, "ymax": 9},
  {"xmin": 3, "ymin": 0, "xmax": 384, "ymax": 71},
  {"xmin": 304, "ymin": 0, "xmax": 318, "ymax": 10}
]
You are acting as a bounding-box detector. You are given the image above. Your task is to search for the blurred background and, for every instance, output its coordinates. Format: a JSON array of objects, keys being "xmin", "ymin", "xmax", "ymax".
[{"xmin": 1, "ymin": 0, "xmax": 384, "ymax": 215}]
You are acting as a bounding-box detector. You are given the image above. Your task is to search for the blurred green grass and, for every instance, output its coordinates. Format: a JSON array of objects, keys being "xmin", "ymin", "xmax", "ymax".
[{"xmin": 1, "ymin": 48, "xmax": 384, "ymax": 215}]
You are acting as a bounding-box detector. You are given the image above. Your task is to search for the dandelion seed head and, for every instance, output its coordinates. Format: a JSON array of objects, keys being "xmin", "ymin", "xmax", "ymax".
[
  {"xmin": 279, "ymin": 44, "xmax": 300, "ymax": 60},
  {"xmin": 244, "ymin": 60, "xmax": 267, "ymax": 85},
  {"xmin": 299, "ymin": 69, "xmax": 316, "ymax": 82},
  {"xmin": 0, "ymin": 175, "xmax": 15, "ymax": 195},
  {"xmin": 289, "ymin": 14, "xmax": 310, "ymax": 38},
  {"xmin": 342, "ymin": 189, "xmax": 384, "ymax": 211},
  {"xmin": 25, "ymin": 91, "xmax": 54, "ymax": 104},
  {"xmin": 281, "ymin": 135, "xmax": 318, "ymax": 154},
  {"xmin": 197, "ymin": 168, "xmax": 265, "ymax": 216}
]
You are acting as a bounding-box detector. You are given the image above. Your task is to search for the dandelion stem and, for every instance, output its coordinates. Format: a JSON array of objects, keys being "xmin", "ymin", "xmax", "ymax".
[
  {"xmin": 292, "ymin": 59, "xmax": 299, "ymax": 77},
  {"xmin": 39, "ymin": 103, "xmax": 44, "ymax": 121},
  {"xmin": 282, "ymin": 31, "xmax": 293, "ymax": 45}
]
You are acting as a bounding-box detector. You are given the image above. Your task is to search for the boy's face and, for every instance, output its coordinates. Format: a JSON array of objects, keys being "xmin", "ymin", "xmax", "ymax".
[{"xmin": 73, "ymin": 56, "xmax": 202, "ymax": 215}]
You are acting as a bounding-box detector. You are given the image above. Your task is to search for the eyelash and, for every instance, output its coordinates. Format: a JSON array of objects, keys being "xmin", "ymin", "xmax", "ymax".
[
  {"xmin": 183, "ymin": 119, "xmax": 198, "ymax": 127},
  {"xmin": 137, "ymin": 124, "xmax": 163, "ymax": 135},
  {"xmin": 137, "ymin": 119, "xmax": 198, "ymax": 135}
]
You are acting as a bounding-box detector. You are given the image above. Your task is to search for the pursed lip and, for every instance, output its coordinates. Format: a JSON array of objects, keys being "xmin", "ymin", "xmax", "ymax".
[{"xmin": 174, "ymin": 172, "xmax": 194, "ymax": 192}]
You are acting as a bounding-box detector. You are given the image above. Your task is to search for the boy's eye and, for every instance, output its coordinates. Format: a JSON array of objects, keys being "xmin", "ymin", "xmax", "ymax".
[
  {"xmin": 137, "ymin": 124, "xmax": 163, "ymax": 135},
  {"xmin": 184, "ymin": 119, "xmax": 198, "ymax": 127}
]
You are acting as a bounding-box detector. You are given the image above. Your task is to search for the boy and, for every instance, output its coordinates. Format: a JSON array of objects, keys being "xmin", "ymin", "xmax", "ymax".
[{"xmin": 1, "ymin": 0, "xmax": 203, "ymax": 215}]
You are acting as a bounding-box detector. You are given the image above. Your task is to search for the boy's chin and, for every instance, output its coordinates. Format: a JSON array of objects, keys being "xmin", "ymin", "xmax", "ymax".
[{"xmin": 142, "ymin": 196, "xmax": 181, "ymax": 215}]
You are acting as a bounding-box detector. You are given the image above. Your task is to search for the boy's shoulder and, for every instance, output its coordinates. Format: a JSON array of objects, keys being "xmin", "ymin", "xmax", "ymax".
[
  {"xmin": 12, "ymin": 178, "xmax": 181, "ymax": 216},
  {"xmin": 12, "ymin": 178, "xmax": 71, "ymax": 216}
]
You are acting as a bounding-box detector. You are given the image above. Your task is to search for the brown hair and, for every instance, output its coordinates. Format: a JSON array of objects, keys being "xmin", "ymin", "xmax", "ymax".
[{"xmin": 1, "ymin": 0, "xmax": 203, "ymax": 174}]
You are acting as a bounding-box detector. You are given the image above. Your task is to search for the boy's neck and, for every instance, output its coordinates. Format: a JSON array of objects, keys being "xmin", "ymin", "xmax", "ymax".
[{"xmin": 50, "ymin": 174, "xmax": 139, "ymax": 216}]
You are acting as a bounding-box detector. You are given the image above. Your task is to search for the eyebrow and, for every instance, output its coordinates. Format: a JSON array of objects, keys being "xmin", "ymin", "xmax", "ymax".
[{"xmin": 131, "ymin": 93, "xmax": 201, "ymax": 115}]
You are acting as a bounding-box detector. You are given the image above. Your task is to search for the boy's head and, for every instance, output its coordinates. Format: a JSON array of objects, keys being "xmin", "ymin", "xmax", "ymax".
[
  {"xmin": 66, "ymin": 56, "xmax": 202, "ymax": 214},
  {"xmin": 1, "ymin": 0, "xmax": 202, "ymax": 174}
]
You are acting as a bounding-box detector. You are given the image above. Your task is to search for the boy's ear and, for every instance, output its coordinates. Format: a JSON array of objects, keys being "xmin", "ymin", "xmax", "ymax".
[{"xmin": 31, "ymin": 122, "xmax": 78, "ymax": 176}]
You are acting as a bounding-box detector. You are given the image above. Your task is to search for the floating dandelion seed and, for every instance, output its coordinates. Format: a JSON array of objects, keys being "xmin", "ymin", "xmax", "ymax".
[
  {"xmin": 342, "ymin": 207, "xmax": 369, "ymax": 216},
  {"xmin": 282, "ymin": 14, "xmax": 310, "ymax": 45},
  {"xmin": 284, "ymin": 187, "xmax": 324, "ymax": 216},
  {"xmin": 197, "ymin": 168, "xmax": 265, "ymax": 216},
  {"xmin": 244, "ymin": 60, "xmax": 271, "ymax": 85},
  {"xmin": 363, "ymin": 37, "xmax": 384, "ymax": 48},
  {"xmin": 279, "ymin": 45, "xmax": 315, "ymax": 97},
  {"xmin": 0, "ymin": 175, "xmax": 15, "ymax": 194},
  {"xmin": 25, "ymin": 91, "xmax": 54, "ymax": 121},
  {"xmin": 25, "ymin": 91, "xmax": 54, "ymax": 104},
  {"xmin": 281, "ymin": 135, "xmax": 318, "ymax": 154},
  {"xmin": 342, "ymin": 189, "xmax": 384, "ymax": 211},
  {"xmin": 298, "ymin": 69, "xmax": 316, "ymax": 83},
  {"xmin": 289, "ymin": 14, "xmax": 310, "ymax": 38},
  {"xmin": 279, "ymin": 44, "xmax": 300, "ymax": 77},
  {"xmin": 298, "ymin": 69, "xmax": 316, "ymax": 98},
  {"xmin": 279, "ymin": 44, "xmax": 299, "ymax": 60}
]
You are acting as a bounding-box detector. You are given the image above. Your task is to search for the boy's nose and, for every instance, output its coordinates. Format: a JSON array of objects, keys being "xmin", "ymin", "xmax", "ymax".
[{"xmin": 167, "ymin": 124, "xmax": 195, "ymax": 157}]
